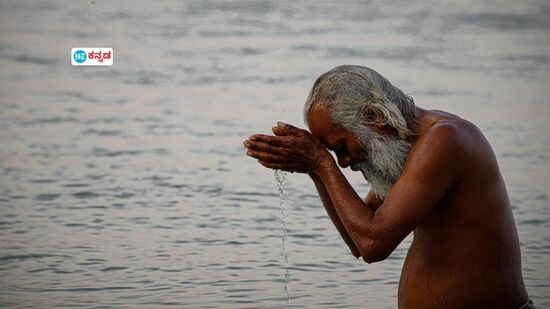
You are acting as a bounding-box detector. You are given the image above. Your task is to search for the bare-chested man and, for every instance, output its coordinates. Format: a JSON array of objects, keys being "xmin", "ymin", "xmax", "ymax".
[{"xmin": 243, "ymin": 65, "xmax": 533, "ymax": 309}]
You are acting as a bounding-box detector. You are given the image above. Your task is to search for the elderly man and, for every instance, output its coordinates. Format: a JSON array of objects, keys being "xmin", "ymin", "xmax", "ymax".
[{"xmin": 243, "ymin": 65, "xmax": 532, "ymax": 309}]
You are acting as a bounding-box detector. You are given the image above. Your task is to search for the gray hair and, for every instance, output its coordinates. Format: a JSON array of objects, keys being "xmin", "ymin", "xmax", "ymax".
[{"xmin": 303, "ymin": 65, "xmax": 419, "ymax": 140}]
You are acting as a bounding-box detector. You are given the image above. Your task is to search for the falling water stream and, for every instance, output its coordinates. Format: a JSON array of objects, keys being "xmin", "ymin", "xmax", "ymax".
[{"xmin": 274, "ymin": 169, "xmax": 291, "ymax": 307}]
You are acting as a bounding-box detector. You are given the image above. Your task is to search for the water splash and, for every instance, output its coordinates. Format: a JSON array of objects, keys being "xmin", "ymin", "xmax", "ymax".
[{"xmin": 274, "ymin": 169, "xmax": 291, "ymax": 307}]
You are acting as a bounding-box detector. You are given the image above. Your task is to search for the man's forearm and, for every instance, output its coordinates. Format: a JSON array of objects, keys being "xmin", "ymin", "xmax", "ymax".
[
  {"xmin": 309, "ymin": 172, "xmax": 361, "ymax": 258},
  {"xmin": 313, "ymin": 158, "xmax": 379, "ymax": 260}
]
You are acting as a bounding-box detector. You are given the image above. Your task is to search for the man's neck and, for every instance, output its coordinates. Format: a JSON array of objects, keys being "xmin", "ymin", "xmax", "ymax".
[{"xmin": 407, "ymin": 107, "xmax": 427, "ymax": 142}]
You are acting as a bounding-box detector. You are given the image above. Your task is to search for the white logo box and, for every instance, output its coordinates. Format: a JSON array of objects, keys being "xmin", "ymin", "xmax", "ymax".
[{"xmin": 71, "ymin": 47, "xmax": 113, "ymax": 66}]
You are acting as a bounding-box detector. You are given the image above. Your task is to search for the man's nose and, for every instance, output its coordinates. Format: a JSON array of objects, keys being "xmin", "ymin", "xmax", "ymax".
[{"xmin": 336, "ymin": 154, "xmax": 351, "ymax": 168}]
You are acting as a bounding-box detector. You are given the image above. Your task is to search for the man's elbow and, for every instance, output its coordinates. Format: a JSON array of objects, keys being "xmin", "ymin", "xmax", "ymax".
[
  {"xmin": 358, "ymin": 240, "xmax": 391, "ymax": 264},
  {"xmin": 361, "ymin": 250, "xmax": 390, "ymax": 264}
]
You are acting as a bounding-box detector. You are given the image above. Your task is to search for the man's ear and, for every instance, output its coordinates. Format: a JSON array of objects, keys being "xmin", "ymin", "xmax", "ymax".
[{"xmin": 362, "ymin": 107, "xmax": 387, "ymax": 129}]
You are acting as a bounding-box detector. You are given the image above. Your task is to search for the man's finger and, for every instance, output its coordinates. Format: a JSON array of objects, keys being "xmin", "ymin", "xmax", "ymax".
[
  {"xmin": 246, "ymin": 149, "xmax": 294, "ymax": 164},
  {"xmin": 257, "ymin": 160, "xmax": 302, "ymax": 172},
  {"xmin": 244, "ymin": 140, "xmax": 291, "ymax": 156},
  {"xmin": 249, "ymin": 134, "xmax": 292, "ymax": 147},
  {"xmin": 273, "ymin": 121, "xmax": 307, "ymax": 136}
]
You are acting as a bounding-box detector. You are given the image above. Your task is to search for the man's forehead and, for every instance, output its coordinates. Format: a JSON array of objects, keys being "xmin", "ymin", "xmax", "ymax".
[
  {"xmin": 308, "ymin": 104, "xmax": 334, "ymax": 135},
  {"xmin": 308, "ymin": 104, "xmax": 343, "ymax": 147}
]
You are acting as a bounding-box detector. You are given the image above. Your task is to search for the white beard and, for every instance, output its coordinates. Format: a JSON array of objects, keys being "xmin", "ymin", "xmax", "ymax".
[{"xmin": 350, "ymin": 130, "xmax": 412, "ymax": 200}]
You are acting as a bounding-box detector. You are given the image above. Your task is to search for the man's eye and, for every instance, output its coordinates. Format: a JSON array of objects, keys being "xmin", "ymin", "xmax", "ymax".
[{"xmin": 336, "ymin": 144, "xmax": 347, "ymax": 153}]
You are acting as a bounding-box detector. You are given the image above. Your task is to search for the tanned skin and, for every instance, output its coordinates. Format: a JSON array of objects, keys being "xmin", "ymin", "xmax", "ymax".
[{"xmin": 243, "ymin": 105, "xmax": 529, "ymax": 309}]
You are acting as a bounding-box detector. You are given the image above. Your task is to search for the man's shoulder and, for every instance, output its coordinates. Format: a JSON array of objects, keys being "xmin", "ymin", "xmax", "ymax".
[
  {"xmin": 407, "ymin": 116, "xmax": 488, "ymax": 179},
  {"xmin": 412, "ymin": 119, "xmax": 466, "ymax": 158},
  {"xmin": 418, "ymin": 116, "xmax": 485, "ymax": 154}
]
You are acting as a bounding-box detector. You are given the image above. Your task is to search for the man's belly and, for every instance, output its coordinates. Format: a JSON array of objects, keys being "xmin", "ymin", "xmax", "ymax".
[{"xmin": 397, "ymin": 237, "xmax": 527, "ymax": 309}]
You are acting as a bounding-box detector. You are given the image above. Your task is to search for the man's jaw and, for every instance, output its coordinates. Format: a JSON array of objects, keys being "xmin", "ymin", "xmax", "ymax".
[
  {"xmin": 354, "ymin": 159, "xmax": 392, "ymax": 199},
  {"xmin": 351, "ymin": 137, "xmax": 412, "ymax": 199}
]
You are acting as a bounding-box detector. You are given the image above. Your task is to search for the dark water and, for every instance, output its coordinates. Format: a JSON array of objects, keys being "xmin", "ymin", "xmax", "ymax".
[{"xmin": 0, "ymin": 1, "xmax": 549, "ymax": 308}]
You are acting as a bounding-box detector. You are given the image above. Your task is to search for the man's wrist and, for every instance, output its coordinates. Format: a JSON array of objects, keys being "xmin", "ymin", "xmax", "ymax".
[{"xmin": 313, "ymin": 151, "xmax": 335, "ymax": 177}]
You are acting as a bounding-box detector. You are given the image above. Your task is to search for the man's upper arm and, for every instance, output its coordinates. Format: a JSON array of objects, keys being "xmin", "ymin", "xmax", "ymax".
[{"xmin": 367, "ymin": 123, "xmax": 466, "ymax": 257}]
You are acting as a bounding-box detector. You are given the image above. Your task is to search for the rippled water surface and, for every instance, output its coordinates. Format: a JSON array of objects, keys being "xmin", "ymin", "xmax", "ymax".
[{"xmin": 1, "ymin": 1, "xmax": 549, "ymax": 308}]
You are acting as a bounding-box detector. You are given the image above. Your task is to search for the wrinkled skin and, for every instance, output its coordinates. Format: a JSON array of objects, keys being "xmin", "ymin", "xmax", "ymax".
[{"xmin": 244, "ymin": 121, "xmax": 331, "ymax": 174}]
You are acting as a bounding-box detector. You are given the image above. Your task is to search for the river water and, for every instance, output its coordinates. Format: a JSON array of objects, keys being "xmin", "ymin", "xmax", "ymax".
[{"xmin": 0, "ymin": 1, "xmax": 549, "ymax": 308}]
